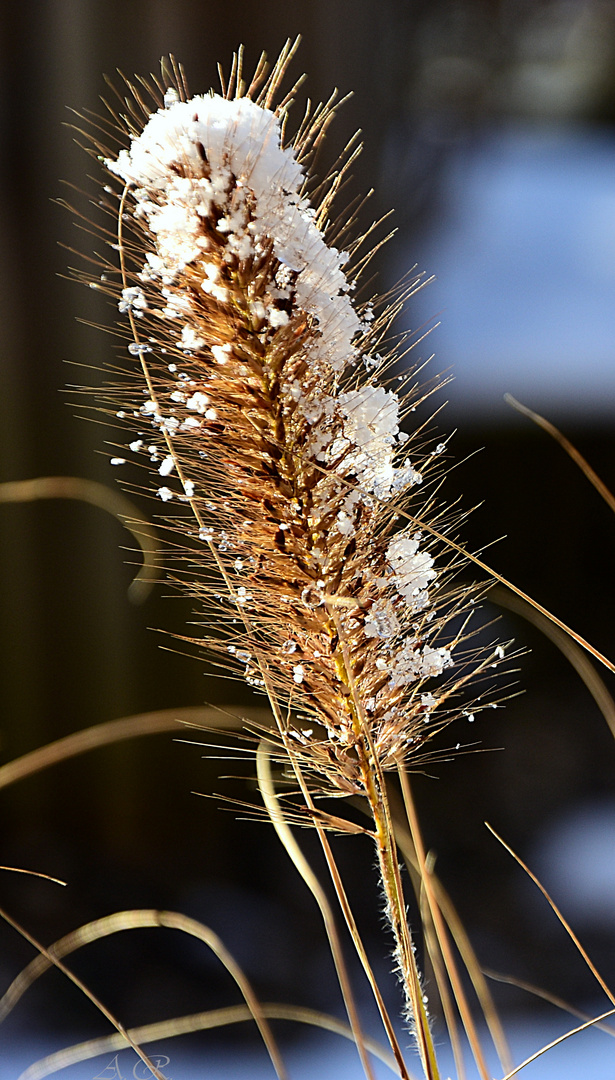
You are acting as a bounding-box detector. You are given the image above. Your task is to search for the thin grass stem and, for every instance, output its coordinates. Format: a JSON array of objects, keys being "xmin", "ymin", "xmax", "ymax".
[
  {"xmin": 19, "ymin": 1002, "xmax": 402, "ymax": 1080},
  {"xmin": 486, "ymin": 824, "xmax": 615, "ymax": 1007},
  {"xmin": 256, "ymin": 743, "xmax": 378, "ymax": 1080},
  {"xmin": 0, "ymin": 908, "xmax": 288, "ymax": 1080},
  {"xmin": 0, "ymin": 905, "xmax": 167, "ymax": 1080},
  {"xmin": 258, "ymin": 738, "xmax": 413, "ymax": 1079},
  {"xmin": 399, "ymin": 768, "xmax": 491, "ymax": 1080},
  {"xmin": 329, "ymin": 611, "xmax": 441, "ymax": 1080},
  {"xmin": 499, "ymin": 1006, "xmax": 615, "ymax": 1080}
]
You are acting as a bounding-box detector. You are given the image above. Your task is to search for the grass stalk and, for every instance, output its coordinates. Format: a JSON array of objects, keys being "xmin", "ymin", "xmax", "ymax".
[
  {"xmin": 399, "ymin": 769, "xmax": 491, "ymax": 1080},
  {"xmin": 256, "ymin": 742, "xmax": 378, "ymax": 1080},
  {"xmin": 329, "ymin": 609, "xmax": 440, "ymax": 1079}
]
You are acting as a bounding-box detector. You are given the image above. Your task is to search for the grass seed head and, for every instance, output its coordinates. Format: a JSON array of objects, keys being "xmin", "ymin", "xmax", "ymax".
[{"xmin": 85, "ymin": 46, "xmax": 503, "ymax": 799}]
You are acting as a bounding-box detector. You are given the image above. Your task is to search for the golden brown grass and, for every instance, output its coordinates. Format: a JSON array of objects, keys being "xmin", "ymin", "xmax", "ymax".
[{"xmin": 1, "ymin": 39, "xmax": 615, "ymax": 1080}]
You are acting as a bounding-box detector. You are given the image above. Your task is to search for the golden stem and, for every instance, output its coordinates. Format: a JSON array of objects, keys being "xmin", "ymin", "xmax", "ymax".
[
  {"xmin": 399, "ymin": 768, "xmax": 491, "ymax": 1080},
  {"xmin": 368, "ymin": 772, "xmax": 440, "ymax": 1080},
  {"xmin": 329, "ymin": 609, "xmax": 441, "ymax": 1080},
  {"xmin": 256, "ymin": 739, "xmax": 378, "ymax": 1080}
]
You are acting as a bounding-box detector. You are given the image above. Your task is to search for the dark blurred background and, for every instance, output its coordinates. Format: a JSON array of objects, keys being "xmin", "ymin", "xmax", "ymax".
[{"xmin": 2, "ymin": 0, "xmax": 615, "ymax": 1068}]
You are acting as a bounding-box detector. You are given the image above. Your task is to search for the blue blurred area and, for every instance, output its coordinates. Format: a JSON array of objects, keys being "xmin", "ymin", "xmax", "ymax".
[
  {"xmin": 401, "ymin": 125, "xmax": 615, "ymax": 425},
  {"xmin": 6, "ymin": 1013, "xmax": 615, "ymax": 1080},
  {"xmin": 532, "ymin": 797, "xmax": 615, "ymax": 928}
]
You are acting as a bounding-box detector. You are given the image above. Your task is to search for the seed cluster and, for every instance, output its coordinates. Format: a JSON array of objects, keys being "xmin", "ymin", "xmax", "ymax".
[{"xmin": 89, "ymin": 55, "xmax": 500, "ymax": 797}]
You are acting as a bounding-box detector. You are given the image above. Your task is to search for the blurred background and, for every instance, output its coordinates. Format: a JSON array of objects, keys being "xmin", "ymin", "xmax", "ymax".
[{"xmin": 2, "ymin": 1, "xmax": 615, "ymax": 1075}]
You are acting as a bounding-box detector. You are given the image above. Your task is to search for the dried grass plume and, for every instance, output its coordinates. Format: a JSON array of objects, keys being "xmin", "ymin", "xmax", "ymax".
[{"xmin": 75, "ymin": 42, "xmax": 507, "ymax": 1075}]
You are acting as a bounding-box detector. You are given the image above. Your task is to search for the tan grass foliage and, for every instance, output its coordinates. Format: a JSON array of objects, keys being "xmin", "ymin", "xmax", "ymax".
[{"xmin": 4, "ymin": 39, "xmax": 615, "ymax": 1080}]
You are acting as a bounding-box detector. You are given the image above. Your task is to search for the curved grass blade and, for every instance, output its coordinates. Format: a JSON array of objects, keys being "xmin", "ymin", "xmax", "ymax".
[
  {"xmin": 0, "ymin": 476, "xmax": 161, "ymax": 602},
  {"xmin": 0, "ymin": 706, "xmax": 271, "ymax": 791},
  {"xmin": 18, "ymin": 1001, "xmax": 400, "ymax": 1080},
  {"xmin": 1, "ymin": 908, "xmax": 288, "ymax": 1080}
]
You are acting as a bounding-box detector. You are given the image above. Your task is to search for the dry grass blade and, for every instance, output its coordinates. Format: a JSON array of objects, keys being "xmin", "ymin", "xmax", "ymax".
[
  {"xmin": 0, "ymin": 706, "xmax": 270, "ymax": 791},
  {"xmin": 0, "ymin": 904, "xmax": 167, "ymax": 1080},
  {"xmin": 0, "ymin": 908, "xmax": 288, "ymax": 1080},
  {"xmin": 0, "ymin": 866, "xmax": 66, "ymax": 886},
  {"xmin": 490, "ymin": 584, "xmax": 615, "ymax": 741},
  {"xmin": 18, "ymin": 1002, "xmax": 400, "ymax": 1080},
  {"xmin": 484, "ymin": 968, "xmax": 615, "ymax": 1038},
  {"xmin": 499, "ymin": 1006, "xmax": 615, "ymax": 1080},
  {"xmin": 256, "ymin": 738, "xmax": 410, "ymax": 1075},
  {"xmin": 0, "ymin": 476, "xmax": 160, "ymax": 602},
  {"xmin": 257, "ymin": 742, "xmax": 412, "ymax": 1079},
  {"xmin": 417, "ymin": 884, "xmax": 466, "ymax": 1080},
  {"xmin": 399, "ymin": 768, "xmax": 491, "ymax": 1080},
  {"xmin": 385, "ymin": 788, "xmax": 513, "ymax": 1074},
  {"xmin": 485, "ymin": 824, "xmax": 615, "ymax": 1007},
  {"xmin": 256, "ymin": 742, "xmax": 380, "ymax": 1080},
  {"xmin": 429, "ymin": 879, "xmax": 512, "ymax": 1074},
  {"xmin": 505, "ymin": 394, "xmax": 615, "ymax": 515}
]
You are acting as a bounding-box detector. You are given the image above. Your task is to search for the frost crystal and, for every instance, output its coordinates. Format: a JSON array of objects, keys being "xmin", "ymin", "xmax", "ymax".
[
  {"xmin": 325, "ymin": 386, "xmax": 421, "ymax": 500},
  {"xmin": 107, "ymin": 94, "xmax": 361, "ymax": 374},
  {"xmin": 389, "ymin": 641, "xmax": 452, "ymax": 688},
  {"xmin": 387, "ymin": 535, "xmax": 436, "ymax": 605},
  {"xmin": 364, "ymin": 602, "xmax": 400, "ymax": 640},
  {"xmin": 181, "ymin": 326, "xmax": 206, "ymax": 351},
  {"xmin": 158, "ymin": 454, "xmax": 175, "ymax": 476},
  {"xmin": 119, "ymin": 286, "xmax": 148, "ymax": 317},
  {"xmin": 185, "ymin": 392, "xmax": 209, "ymax": 413}
]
